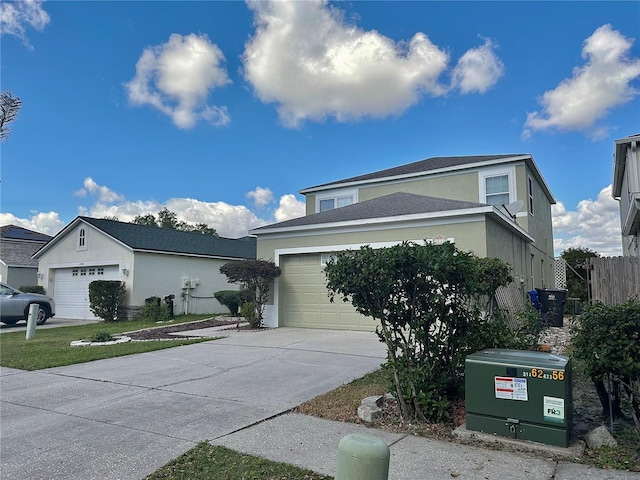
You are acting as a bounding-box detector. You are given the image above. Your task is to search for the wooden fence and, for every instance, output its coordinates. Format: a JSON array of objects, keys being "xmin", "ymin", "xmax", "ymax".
[{"xmin": 587, "ymin": 256, "xmax": 640, "ymax": 305}]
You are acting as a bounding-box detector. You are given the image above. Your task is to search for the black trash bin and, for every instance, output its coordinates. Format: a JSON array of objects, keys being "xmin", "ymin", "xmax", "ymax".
[
  {"xmin": 535, "ymin": 288, "xmax": 567, "ymax": 327},
  {"xmin": 164, "ymin": 294, "xmax": 175, "ymax": 319}
]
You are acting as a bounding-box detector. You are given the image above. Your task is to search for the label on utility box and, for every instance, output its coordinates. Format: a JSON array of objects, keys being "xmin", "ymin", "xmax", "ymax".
[
  {"xmin": 543, "ymin": 396, "xmax": 565, "ymax": 423},
  {"xmin": 495, "ymin": 376, "xmax": 528, "ymax": 401}
]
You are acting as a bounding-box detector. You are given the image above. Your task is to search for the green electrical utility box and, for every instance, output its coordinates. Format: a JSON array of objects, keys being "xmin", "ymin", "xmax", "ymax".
[{"xmin": 465, "ymin": 349, "xmax": 572, "ymax": 447}]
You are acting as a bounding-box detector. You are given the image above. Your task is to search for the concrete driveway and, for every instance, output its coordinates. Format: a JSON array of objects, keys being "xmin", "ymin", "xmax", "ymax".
[
  {"xmin": 0, "ymin": 317, "xmax": 100, "ymax": 333},
  {"xmin": 0, "ymin": 328, "xmax": 386, "ymax": 480}
]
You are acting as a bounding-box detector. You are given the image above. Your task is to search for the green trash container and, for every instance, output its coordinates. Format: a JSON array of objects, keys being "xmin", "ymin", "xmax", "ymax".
[
  {"xmin": 536, "ymin": 288, "xmax": 567, "ymax": 327},
  {"xmin": 465, "ymin": 349, "xmax": 572, "ymax": 447}
]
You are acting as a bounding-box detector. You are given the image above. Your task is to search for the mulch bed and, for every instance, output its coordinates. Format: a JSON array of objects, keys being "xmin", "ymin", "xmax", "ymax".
[{"xmin": 125, "ymin": 318, "xmax": 260, "ymax": 340}]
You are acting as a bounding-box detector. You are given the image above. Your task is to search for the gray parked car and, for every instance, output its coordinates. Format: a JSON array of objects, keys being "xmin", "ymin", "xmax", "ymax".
[{"xmin": 0, "ymin": 283, "xmax": 56, "ymax": 325}]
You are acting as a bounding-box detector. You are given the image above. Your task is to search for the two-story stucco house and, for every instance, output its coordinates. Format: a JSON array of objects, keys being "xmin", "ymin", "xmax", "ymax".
[
  {"xmin": 251, "ymin": 154, "xmax": 556, "ymax": 331},
  {"xmin": 612, "ymin": 134, "xmax": 640, "ymax": 256}
]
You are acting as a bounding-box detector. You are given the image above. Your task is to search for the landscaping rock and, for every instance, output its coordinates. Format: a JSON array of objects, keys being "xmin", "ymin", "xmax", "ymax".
[
  {"xmin": 584, "ymin": 425, "xmax": 617, "ymax": 449},
  {"xmin": 361, "ymin": 395, "xmax": 384, "ymax": 407},
  {"xmin": 357, "ymin": 403, "xmax": 383, "ymax": 423}
]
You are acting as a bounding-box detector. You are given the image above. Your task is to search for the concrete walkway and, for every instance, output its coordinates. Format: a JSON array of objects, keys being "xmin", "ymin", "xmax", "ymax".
[
  {"xmin": 2, "ymin": 327, "xmax": 638, "ymax": 479},
  {"xmin": 0, "ymin": 328, "xmax": 386, "ymax": 479}
]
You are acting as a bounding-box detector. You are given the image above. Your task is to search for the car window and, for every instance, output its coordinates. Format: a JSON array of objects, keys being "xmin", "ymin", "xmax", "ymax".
[{"xmin": 0, "ymin": 285, "xmax": 15, "ymax": 295}]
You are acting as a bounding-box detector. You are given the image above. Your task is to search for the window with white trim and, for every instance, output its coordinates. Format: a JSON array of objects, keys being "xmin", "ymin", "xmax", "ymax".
[
  {"xmin": 479, "ymin": 167, "xmax": 515, "ymax": 207},
  {"xmin": 319, "ymin": 194, "xmax": 355, "ymax": 212},
  {"xmin": 320, "ymin": 253, "xmax": 336, "ymax": 266},
  {"xmin": 316, "ymin": 189, "xmax": 357, "ymax": 213},
  {"xmin": 528, "ymin": 176, "xmax": 534, "ymax": 216},
  {"xmin": 77, "ymin": 228, "xmax": 87, "ymax": 251},
  {"xmin": 485, "ymin": 175, "xmax": 510, "ymax": 206}
]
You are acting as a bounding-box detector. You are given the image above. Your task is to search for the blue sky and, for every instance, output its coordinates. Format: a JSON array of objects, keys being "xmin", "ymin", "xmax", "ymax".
[{"xmin": 1, "ymin": 1, "xmax": 639, "ymax": 257}]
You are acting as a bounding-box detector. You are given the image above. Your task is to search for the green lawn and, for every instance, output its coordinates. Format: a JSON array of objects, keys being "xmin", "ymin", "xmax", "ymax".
[
  {"xmin": 145, "ymin": 443, "xmax": 330, "ymax": 480},
  {"xmin": 0, "ymin": 315, "xmax": 214, "ymax": 370}
]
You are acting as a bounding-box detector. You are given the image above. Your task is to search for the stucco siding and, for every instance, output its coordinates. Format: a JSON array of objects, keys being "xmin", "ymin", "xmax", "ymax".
[
  {"xmin": 485, "ymin": 217, "xmax": 529, "ymax": 287},
  {"xmin": 37, "ymin": 224, "xmax": 132, "ymax": 300},
  {"xmin": 131, "ymin": 253, "xmax": 238, "ymax": 315},
  {"xmin": 358, "ymin": 171, "xmax": 479, "ymax": 204},
  {"xmin": 257, "ymin": 220, "xmax": 489, "ymax": 262}
]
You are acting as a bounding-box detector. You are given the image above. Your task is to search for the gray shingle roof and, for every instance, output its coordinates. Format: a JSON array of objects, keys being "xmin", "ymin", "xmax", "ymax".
[
  {"xmin": 80, "ymin": 217, "xmax": 256, "ymax": 259},
  {"xmin": 1, "ymin": 225, "xmax": 52, "ymax": 242},
  {"xmin": 301, "ymin": 155, "xmax": 527, "ymax": 192},
  {"xmin": 251, "ymin": 192, "xmax": 488, "ymax": 232},
  {"xmin": 1, "ymin": 240, "xmax": 42, "ymax": 267}
]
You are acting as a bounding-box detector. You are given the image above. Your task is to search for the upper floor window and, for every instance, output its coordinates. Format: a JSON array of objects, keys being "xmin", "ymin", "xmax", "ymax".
[
  {"xmin": 317, "ymin": 191, "xmax": 356, "ymax": 212},
  {"xmin": 485, "ymin": 175, "xmax": 510, "ymax": 206},
  {"xmin": 479, "ymin": 167, "xmax": 515, "ymax": 207},
  {"xmin": 77, "ymin": 228, "xmax": 87, "ymax": 251},
  {"xmin": 528, "ymin": 177, "xmax": 535, "ymax": 216}
]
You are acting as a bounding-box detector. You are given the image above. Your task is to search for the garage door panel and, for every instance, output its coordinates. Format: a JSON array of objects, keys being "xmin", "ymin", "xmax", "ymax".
[
  {"xmin": 280, "ymin": 254, "xmax": 376, "ymax": 331},
  {"xmin": 53, "ymin": 266, "xmax": 119, "ymax": 319}
]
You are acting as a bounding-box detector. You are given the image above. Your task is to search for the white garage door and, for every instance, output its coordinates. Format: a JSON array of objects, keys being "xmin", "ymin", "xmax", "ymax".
[
  {"xmin": 280, "ymin": 254, "xmax": 377, "ymax": 331},
  {"xmin": 54, "ymin": 265, "xmax": 120, "ymax": 319}
]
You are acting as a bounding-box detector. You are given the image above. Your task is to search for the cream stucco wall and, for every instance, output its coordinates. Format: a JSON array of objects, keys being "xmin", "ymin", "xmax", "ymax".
[
  {"xmin": 257, "ymin": 219, "xmax": 489, "ymax": 262},
  {"xmin": 37, "ymin": 221, "xmax": 243, "ymax": 316},
  {"xmin": 131, "ymin": 252, "xmax": 238, "ymax": 315},
  {"xmin": 36, "ymin": 223, "xmax": 132, "ymax": 300}
]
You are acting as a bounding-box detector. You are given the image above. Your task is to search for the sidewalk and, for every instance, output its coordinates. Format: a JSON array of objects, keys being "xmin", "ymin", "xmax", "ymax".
[{"xmin": 212, "ymin": 412, "xmax": 640, "ymax": 480}]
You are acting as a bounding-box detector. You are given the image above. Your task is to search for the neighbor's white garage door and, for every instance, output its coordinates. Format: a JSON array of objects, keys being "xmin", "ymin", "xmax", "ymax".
[
  {"xmin": 54, "ymin": 265, "xmax": 119, "ymax": 319},
  {"xmin": 280, "ymin": 254, "xmax": 377, "ymax": 331}
]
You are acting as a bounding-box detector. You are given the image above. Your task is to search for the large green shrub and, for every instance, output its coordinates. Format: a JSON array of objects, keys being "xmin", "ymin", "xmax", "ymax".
[
  {"xmin": 324, "ymin": 241, "xmax": 517, "ymax": 423},
  {"xmin": 141, "ymin": 297, "xmax": 170, "ymax": 323},
  {"xmin": 89, "ymin": 280, "xmax": 125, "ymax": 322},
  {"xmin": 571, "ymin": 300, "xmax": 640, "ymax": 430},
  {"xmin": 214, "ymin": 290, "xmax": 249, "ymax": 316},
  {"xmin": 220, "ymin": 259, "xmax": 281, "ymax": 327},
  {"xmin": 240, "ymin": 302, "xmax": 257, "ymax": 328},
  {"xmin": 19, "ymin": 285, "xmax": 46, "ymax": 294}
]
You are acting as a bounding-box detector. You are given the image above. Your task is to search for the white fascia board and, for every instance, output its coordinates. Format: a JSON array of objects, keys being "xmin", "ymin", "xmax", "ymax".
[
  {"xmin": 299, "ymin": 155, "xmax": 532, "ymax": 195},
  {"xmin": 523, "ymin": 156, "xmax": 556, "ymax": 204},
  {"xmin": 251, "ymin": 207, "xmax": 494, "ymax": 237},
  {"xmin": 273, "ymin": 239, "xmax": 429, "ymax": 264},
  {"xmin": 613, "ymin": 136, "xmax": 639, "ymax": 197},
  {"xmin": 622, "ymin": 194, "xmax": 640, "ymax": 236},
  {"xmin": 32, "ymin": 217, "xmax": 84, "ymax": 259}
]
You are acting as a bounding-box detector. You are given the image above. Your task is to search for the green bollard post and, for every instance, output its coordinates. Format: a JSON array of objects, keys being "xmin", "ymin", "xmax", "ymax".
[{"xmin": 336, "ymin": 433, "xmax": 390, "ymax": 480}]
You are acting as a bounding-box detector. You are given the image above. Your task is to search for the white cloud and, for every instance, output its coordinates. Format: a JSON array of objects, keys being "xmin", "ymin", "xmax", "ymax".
[
  {"xmin": 524, "ymin": 24, "xmax": 640, "ymax": 139},
  {"xmin": 69, "ymin": 178, "xmax": 277, "ymax": 238},
  {"xmin": 274, "ymin": 194, "xmax": 305, "ymax": 222},
  {"xmin": 74, "ymin": 177, "xmax": 124, "ymax": 203},
  {"xmin": 0, "ymin": 211, "xmax": 64, "ymax": 236},
  {"xmin": 125, "ymin": 33, "xmax": 231, "ymax": 129},
  {"xmin": 243, "ymin": 0, "xmax": 452, "ymax": 127},
  {"xmin": 247, "ymin": 186, "xmax": 274, "ymax": 208},
  {"xmin": 451, "ymin": 38, "xmax": 504, "ymax": 94},
  {"xmin": 552, "ymin": 185, "xmax": 622, "ymax": 257},
  {"xmin": 0, "ymin": 0, "xmax": 49, "ymax": 49}
]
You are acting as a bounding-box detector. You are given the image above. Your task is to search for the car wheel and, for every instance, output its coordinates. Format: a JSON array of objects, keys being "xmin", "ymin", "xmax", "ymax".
[{"xmin": 36, "ymin": 305, "xmax": 49, "ymax": 325}]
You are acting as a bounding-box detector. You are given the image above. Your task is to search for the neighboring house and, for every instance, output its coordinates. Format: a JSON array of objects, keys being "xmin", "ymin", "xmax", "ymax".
[
  {"xmin": 33, "ymin": 217, "xmax": 256, "ymax": 320},
  {"xmin": 0, "ymin": 225, "xmax": 52, "ymax": 289},
  {"xmin": 251, "ymin": 154, "xmax": 556, "ymax": 331},
  {"xmin": 612, "ymin": 133, "xmax": 640, "ymax": 256}
]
